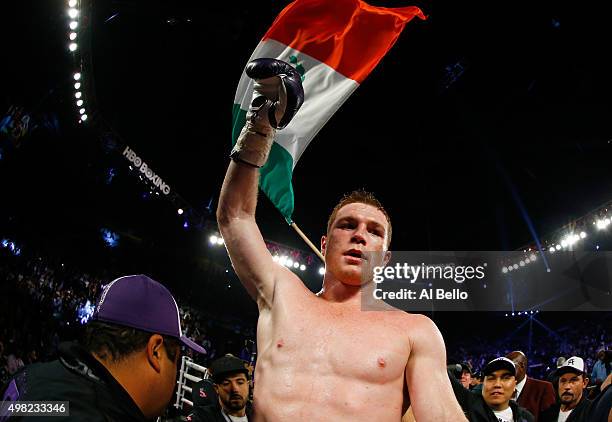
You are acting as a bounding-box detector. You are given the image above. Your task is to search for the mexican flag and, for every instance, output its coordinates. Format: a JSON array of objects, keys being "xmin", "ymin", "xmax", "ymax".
[{"xmin": 232, "ymin": 0, "xmax": 426, "ymax": 224}]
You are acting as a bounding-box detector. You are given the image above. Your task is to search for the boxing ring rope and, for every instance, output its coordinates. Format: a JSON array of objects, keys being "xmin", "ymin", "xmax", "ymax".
[{"xmin": 174, "ymin": 356, "xmax": 211, "ymax": 410}]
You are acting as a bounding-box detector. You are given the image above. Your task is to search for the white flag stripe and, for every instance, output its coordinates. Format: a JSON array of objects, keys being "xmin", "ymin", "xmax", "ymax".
[{"xmin": 234, "ymin": 39, "xmax": 359, "ymax": 167}]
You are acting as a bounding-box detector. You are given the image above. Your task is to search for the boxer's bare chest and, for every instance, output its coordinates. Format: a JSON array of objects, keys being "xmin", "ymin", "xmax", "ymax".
[{"xmin": 257, "ymin": 284, "xmax": 412, "ymax": 384}]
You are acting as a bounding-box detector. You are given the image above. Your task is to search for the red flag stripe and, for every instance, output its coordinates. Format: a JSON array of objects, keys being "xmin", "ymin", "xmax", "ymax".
[{"xmin": 263, "ymin": 0, "xmax": 426, "ymax": 83}]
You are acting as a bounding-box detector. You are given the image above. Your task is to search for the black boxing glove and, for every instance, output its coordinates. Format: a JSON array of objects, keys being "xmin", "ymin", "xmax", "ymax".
[{"xmin": 230, "ymin": 58, "xmax": 304, "ymax": 168}]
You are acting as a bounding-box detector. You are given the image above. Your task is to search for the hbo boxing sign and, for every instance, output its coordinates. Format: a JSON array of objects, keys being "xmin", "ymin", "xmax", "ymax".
[{"xmin": 122, "ymin": 146, "xmax": 171, "ymax": 195}]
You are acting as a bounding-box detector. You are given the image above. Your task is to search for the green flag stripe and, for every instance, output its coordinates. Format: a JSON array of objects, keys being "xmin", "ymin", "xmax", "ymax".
[{"xmin": 231, "ymin": 104, "xmax": 295, "ymax": 224}]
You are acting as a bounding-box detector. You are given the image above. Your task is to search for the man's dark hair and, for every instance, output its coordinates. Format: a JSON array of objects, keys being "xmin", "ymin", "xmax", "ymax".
[{"xmin": 83, "ymin": 321, "xmax": 180, "ymax": 363}]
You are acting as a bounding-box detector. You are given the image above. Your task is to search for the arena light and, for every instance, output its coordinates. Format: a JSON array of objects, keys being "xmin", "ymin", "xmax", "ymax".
[
  {"xmin": 209, "ymin": 235, "xmax": 218, "ymax": 245},
  {"xmin": 69, "ymin": 43, "xmax": 78, "ymax": 51},
  {"xmin": 580, "ymin": 231, "xmax": 587, "ymax": 239},
  {"xmin": 513, "ymin": 264, "xmax": 519, "ymax": 270},
  {"xmin": 501, "ymin": 266, "xmax": 508, "ymax": 274},
  {"xmin": 293, "ymin": 262, "xmax": 299, "ymax": 269},
  {"xmin": 177, "ymin": 208, "xmax": 184, "ymax": 215},
  {"xmin": 68, "ymin": 8, "xmax": 79, "ymax": 19},
  {"xmin": 74, "ymin": 82, "xmax": 81, "ymax": 89},
  {"xmin": 216, "ymin": 237, "xmax": 224, "ymax": 245},
  {"xmin": 555, "ymin": 244, "xmax": 561, "ymax": 250},
  {"xmin": 80, "ymin": 114, "xmax": 88, "ymax": 121},
  {"xmin": 529, "ymin": 253, "xmax": 536, "ymax": 261},
  {"xmin": 300, "ymin": 264, "xmax": 306, "ymax": 271},
  {"xmin": 318, "ymin": 267, "xmax": 325, "ymax": 275},
  {"xmin": 79, "ymin": 108, "xmax": 86, "ymax": 114},
  {"xmin": 75, "ymin": 92, "xmax": 82, "ymax": 98},
  {"xmin": 549, "ymin": 246, "xmax": 555, "ymax": 253},
  {"xmin": 69, "ymin": 32, "xmax": 77, "ymax": 41},
  {"xmin": 73, "ymin": 72, "xmax": 81, "ymax": 80},
  {"xmin": 279, "ymin": 256, "xmax": 287, "ymax": 266},
  {"xmin": 76, "ymin": 99, "xmax": 83, "ymax": 106},
  {"xmin": 286, "ymin": 258, "xmax": 294, "ymax": 267},
  {"xmin": 69, "ymin": 21, "xmax": 78, "ymax": 30},
  {"xmin": 68, "ymin": 0, "xmax": 77, "ymax": 7},
  {"xmin": 519, "ymin": 260, "xmax": 525, "ymax": 267}
]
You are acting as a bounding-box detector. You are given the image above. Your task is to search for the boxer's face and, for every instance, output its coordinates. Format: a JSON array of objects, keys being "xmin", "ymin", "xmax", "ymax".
[{"xmin": 322, "ymin": 202, "xmax": 389, "ymax": 286}]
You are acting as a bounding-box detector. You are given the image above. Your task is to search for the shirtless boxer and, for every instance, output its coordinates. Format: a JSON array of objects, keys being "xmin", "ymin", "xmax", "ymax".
[{"xmin": 217, "ymin": 59, "xmax": 466, "ymax": 421}]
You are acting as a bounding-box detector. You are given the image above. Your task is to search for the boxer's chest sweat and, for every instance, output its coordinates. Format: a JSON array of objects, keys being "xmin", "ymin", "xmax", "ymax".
[{"xmin": 263, "ymin": 291, "xmax": 411, "ymax": 384}]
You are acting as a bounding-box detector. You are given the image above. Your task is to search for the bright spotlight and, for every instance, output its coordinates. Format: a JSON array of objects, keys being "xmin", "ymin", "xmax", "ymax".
[
  {"xmin": 501, "ymin": 267, "xmax": 508, "ymax": 274},
  {"xmin": 216, "ymin": 237, "xmax": 224, "ymax": 245},
  {"xmin": 74, "ymin": 82, "xmax": 81, "ymax": 89},
  {"xmin": 580, "ymin": 231, "xmax": 586, "ymax": 239},
  {"xmin": 513, "ymin": 264, "xmax": 519, "ymax": 269},
  {"xmin": 597, "ymin": 220, "xmax": 606, "ymax": 230},
  {"xmin": 177, "ymin": 208, "xmax": 184, "ymax": 215},
  {"xmin": 300, "ymin": 264, "xmax": 306, "ymax": 271},
  {"xmin": 209, "ymin": 235, "xmax": 218, "ymax": 245},
  {"xmin": 561, "ymin": 239, "xmax": 568, "ymax": 248},
  {"xmin": 529, "ymin": 253, "xmax": 536, "ymax": 261},
  {"xmin": 555, "ymin": 244, "xmax": 561, "ymax": 250},
  {"xmin": 286, "ymin": 259, "xmax": 294, "ymax": 267},
  {"xmin": 75, "ymin": 92, "xmax": 82, "ymax": 98},
  {"xmin": 79, "ymin": 108, "xmax": 85, "ymax": 114},
  {"xmin": 68, "ymin": 0, "xmax": 77, "ymax": 7},
  {"xmin": 519, "ymin": 260, "xmax": 525, "ymax": 267},
  {"xmin": 549, "ymin": 246, "xmax": 555, "ymax": 253},
  {"xmin": 80, "ymin": 114, "xmax": 88, "ymax": 121},
  {"xmin": 73, "ymin": 72, "xmax": 81, "ymax": 80},
  {"xmin": 69, "ymin": 32, "xmax": 77, "ymax": 41},
  {"xmin": 69, "ymin": 43, "xmax": 77, "ymax": 52},
  {"xmin": 279, "ymin": 256, "xmax": 287, "ymax": 266},
  {"xmin": 293, "ymin": 262, "xmax": 299, "ymax": 269},
  {"xmin": 68, "ymin": 8, "xmax": 79, "ymax": 19},
  {"xmin": 69, "ymin": 21, "xmax": 78, "ymax": 30},
  {"xmin": 76, "ymin": 99, "xmax": 83, "ymax": 106},
  {"xmin": 318, "ymin": 267, "xmax": 325, "ymax": 275}
]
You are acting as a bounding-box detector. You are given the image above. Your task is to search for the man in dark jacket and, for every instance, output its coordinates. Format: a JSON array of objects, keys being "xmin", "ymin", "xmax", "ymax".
[
  {"xmin": 188, "ymin": 355, "xmax": 253, "ymax": 422},
  {"xmin": 451, "ymin": 357, "xmax": 535, "ymax": 422},
  {"xmin": 541, "ymin": 356, "xmax": 592, "ymax": 422},
  {"xmin": 506, "ymin": 351, "xmax": 557, "ymax": 422},
  {"xmin": 0, "ymin": 275, "xmax": 205, "ymax": 421}
]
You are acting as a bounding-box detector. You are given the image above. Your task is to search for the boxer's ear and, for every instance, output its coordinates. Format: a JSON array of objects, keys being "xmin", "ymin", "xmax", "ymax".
[
  {"xmin": 383, "ymin": 250, "xmax": 392, "ymax": 266},
  {"xmin": 320, "ymin": 235, "xmax": 327, "ymax": 256}
]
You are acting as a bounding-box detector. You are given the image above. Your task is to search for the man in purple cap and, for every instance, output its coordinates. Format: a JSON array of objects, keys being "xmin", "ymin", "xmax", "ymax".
[{"xmin": 0, "ymin": 274, "xmax": 205, "ymax": 421}]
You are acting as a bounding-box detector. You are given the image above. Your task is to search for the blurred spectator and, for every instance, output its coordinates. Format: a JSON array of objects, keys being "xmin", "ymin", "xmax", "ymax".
[
  {"xmin": 450, "ymin": 357, "xmax": 534, "ymax": 422},
  {"xmin": 188, "ymin": 354, "xmax": 252, "ymax": 422},
  {"xmin": 541, "ymin": 356, "xmax": 592, "ymax": 422},
  {"xmin": 591, "ymin": 349, "xmax": 611, "ymax": 387},
  {"xmin": 506, "ymin": 351, "xmax": 556, "ymax": 422}
]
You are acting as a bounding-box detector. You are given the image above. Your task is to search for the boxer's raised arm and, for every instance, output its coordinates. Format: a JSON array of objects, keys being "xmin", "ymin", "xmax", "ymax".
[
  {"xmin": 217, "ymin": 59, "xmax": 304, "ymax": 310},
  {"xmin": 217, "ymin": 161, "xmax": 278, "ymax": 309},
  {"xmin": 405, "ymin": 315, "xmax": 468, "ymax": 421}
]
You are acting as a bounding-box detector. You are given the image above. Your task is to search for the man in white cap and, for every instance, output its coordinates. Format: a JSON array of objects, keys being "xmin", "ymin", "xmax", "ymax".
[
  {"xmin": 541, "ymin": 356, "xmax": 592, "ymax": 422},
  {"xmin": 450, "ymin": 356, "xmax": 535, "ymax": 422}
]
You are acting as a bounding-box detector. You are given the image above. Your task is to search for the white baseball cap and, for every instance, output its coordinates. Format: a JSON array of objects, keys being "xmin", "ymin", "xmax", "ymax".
[{"xmin": 555, "ymin": 356, "xmax": 585, "ymax": 376}]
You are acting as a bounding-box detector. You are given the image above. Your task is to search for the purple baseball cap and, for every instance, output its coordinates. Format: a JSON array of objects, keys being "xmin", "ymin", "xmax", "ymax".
[{"xmin": 92, "ymin": 274, "xmax": 205, "ymax": 354}]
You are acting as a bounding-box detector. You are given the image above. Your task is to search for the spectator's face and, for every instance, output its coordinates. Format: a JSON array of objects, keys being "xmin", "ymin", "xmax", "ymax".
[
  {"xmin": 215, "ymin": 373, "xmax": 249, "ymax": 413},
  {"xmin": 461, "ymin": 370, "xmax": 472, "ymax": 388},
  {"xmin": 483, "ymin": 369, "xmax": 516, "ymax": 410},
  {"xmin": 558, "ymin": 372, "xmax": 587, "ymax": 407}
]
